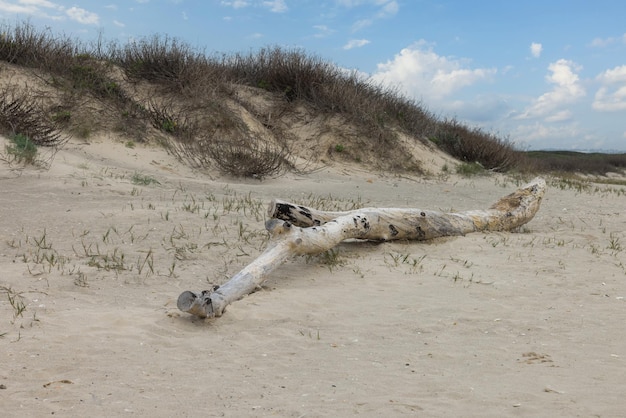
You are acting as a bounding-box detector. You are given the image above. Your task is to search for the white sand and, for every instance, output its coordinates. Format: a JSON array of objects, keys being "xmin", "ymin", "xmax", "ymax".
[{"xmin": 1, "ymin": 136, "xmax": 626, "ymax": 417}]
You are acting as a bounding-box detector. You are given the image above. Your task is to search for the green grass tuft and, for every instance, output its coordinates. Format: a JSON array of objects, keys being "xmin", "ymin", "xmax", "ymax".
[{"xmin": 5, "ymin": 133, "xmax": 38, "ymax": 164}]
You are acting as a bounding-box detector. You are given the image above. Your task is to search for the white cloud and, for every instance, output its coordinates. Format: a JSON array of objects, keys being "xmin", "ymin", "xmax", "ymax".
[
  {"xmin": 530, "ymin": 42, "xmax": 542, "ymax": 58},
  {"xmin": 511, "ymin": 121, "xmax": 584, "ymax": 148},
  {"xmin": 19, "ymin": 0, "xmax": 57, "ymax": 8},
  {"xmin": 262, "ymin": 0, "xmax": 287, "ymax": 13},
  {"xmin": 0, "ymin": 0, "xmax": 60, "ymax": 15},
  {"xmin": 593, "ymin": 86, "xmax": 626, "ymax": 111},
  {"xmin": 593, "ymin": 65, "xmax": 626, "ymax": 111},
  {"xmin": 516, "ymin": 59, "xmax": 585, "ymax": 121},
  {"xmin": 351, "ymin": 0, "xmax": 398, "ymax": 32},
  {"xmin": 590, "ymin": 36, "xmax": 614, "ymax": 47},
  {"xmin": 370, "ymin": 40, "xmax": 497, "ymax": 101},
  {"xmin": 113, "ymin": 19, "xmax": 125, "ymax": 27},
  {"xmin": 596, "ymin": 65, "xmax": 626, "ymax": 83},
  {"xmin": 334, "ymin": 0, "xmax": 367, "ymax": 7},
  {"xmin": 221, "ymin": 0, "xmax": 250, "ymax": 9},
  {"xmin": 335, "ymin": 0, "xmax": 397, "ymax": 10},
  {"xmin": 343, "ymin": 38, "xmax": 370, "ymax": 50},
  {"xmin": 377, "ymin": 0, "xmax": 398, "ymax": 17},
  {"xmin": 66, "ymin": 6, "xmax": 99, "ymax": 24},
  {"xmin": 182, "ymin": 11, "xmax": 188, "ymax": 20},
  {"xmin": 445, "ymin": 95, "xmax": 512, "ymax": 123},
  {"xmin": 544, "ymin": 109, "xmax": 572, "ymax": 122},
  {"xmin": 352, "ymin": 18, "xmax": 373, "ymax": 32},
  {"xmin": 218, "ymin": 0, "xmax": 288, "ymax": 13},
  {"xmin": 589, "ymin": 33, "xmax": 626, "ymax": 47},
  {"xmin": 313, "ymin": 25, "xmax": 334, "ymax": 38},
  {"xmin": 432, "ymin": 67, "xmax": 496, "ymax": 96},
  {"xmin": 0, "ymin": 1, "xmax": 35, "ymax": 13}
]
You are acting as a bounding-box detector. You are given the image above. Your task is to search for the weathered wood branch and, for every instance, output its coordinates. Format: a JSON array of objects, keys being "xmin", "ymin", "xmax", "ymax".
[{"xmin": 177, "ymin": 177, "xmax": 546, "ymax": 319}]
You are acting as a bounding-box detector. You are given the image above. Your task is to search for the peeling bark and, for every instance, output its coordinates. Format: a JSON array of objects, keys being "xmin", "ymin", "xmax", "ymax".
[{"xmin": 178, "ymin": 177, "xmax": 546, "ymax": 319}]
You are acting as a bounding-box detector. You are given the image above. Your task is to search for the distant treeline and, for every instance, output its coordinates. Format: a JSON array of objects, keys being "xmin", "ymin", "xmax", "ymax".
[{"xmin": 523, "ymin": 151, "xmax": 626, "ymax": 175}]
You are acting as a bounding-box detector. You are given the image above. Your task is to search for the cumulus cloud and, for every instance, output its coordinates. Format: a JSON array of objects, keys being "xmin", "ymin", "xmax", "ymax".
[
  {"xmin": 530, "ymin": 42, "xmax": 542, "ymax": 58},
  {"xmin": 343, "ymin": 39, "xmax": 370, "ymax": 50},
  {"xmin": 596, "ymin": 65, "xmax": 626, "ymax": 84},
  {"xmin": 516, "ymin": 59, "xmax": 585, "ymax": 121},
  {"xmin": 66, "ymin": 6, "xmax": 99, "ymax": 24},
  {"xmin": 445, "ymin": 95, "xmax": 513, "ymax": 123},
  {"xmin": 593, "ymin": 65, "xmax": 626, "ymax": 111},
  {"xmin": 370, "ymin": 40, "xmax": 497, "ymax": 101},
  {"xmin": 511, "ymin": 121, "xmax": 585, "ymax": 148}
]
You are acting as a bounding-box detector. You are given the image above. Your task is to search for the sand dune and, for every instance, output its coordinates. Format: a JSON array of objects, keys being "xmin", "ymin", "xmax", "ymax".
[{"xmin": 1, "ymin": 136, "xmax": 626, "ymax": 417}]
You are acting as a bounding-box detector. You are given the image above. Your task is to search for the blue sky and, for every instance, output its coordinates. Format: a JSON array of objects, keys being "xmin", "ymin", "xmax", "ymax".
[{"xmin": 1, "ymin": 0, "xmax": 625, "ymax": 151}]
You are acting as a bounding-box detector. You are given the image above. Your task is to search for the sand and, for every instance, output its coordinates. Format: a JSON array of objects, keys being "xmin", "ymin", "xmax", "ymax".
[{"xmin": 1, "ymin": 135, "xmax": 626, "ymax": 417}]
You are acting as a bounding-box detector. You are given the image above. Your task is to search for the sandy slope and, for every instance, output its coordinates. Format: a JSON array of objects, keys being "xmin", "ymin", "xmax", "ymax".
[{"xmin": 1, "ymin": 136, "xmax": 626, "ymax": 417}]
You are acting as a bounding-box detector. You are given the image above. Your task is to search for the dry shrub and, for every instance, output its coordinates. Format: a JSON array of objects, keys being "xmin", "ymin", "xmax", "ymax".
[
  {"xmin": 0, "ymin": 22, "xmax": 78, "ymax": 73},
  {"xmin": 113, "ymin": 34, "xmax": 218, "ymax": 94},
  {"xmin": 225, "ymin": 47, "xmax": 340, "ymax": 102},
  {"xmin": 146, "ymin": 99, "xmax": 208, "ymax": 165},
  {"xmin": 224, "ymin": 47, "xmax": 438, "ymax": 134},
  {"xmin": 162, "ymin": 128, "xmax": 291, "ymax": 179},
  {"xmin": 147, "ymin": 96, "xmax": 290, "ymax": 177},
  {"xmin": 207, "ymin": 136, "xmax": 290, "ymax": 178},
  {"xmin": 432, "ymin": 118, "xmax": 520, "ymax": 172},
  {"xmin": 0, "ymin": 85, "xmax": 66, "ymax": 147}
]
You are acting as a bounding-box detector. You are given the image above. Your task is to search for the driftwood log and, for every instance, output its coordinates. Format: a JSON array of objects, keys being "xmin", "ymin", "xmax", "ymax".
[{"xmin": 178, "ymin": 177, "xmax": 546, "ymax": 319}]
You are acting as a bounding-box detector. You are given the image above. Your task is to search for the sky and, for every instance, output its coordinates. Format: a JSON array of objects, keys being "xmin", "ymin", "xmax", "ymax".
[{"xmin": 1, "ymin": 1, "xmax": 625, "ymax": 151}]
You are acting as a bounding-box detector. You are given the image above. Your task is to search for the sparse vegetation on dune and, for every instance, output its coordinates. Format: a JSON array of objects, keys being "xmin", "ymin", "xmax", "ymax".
[{"xmin": 1, "ymin": 21, "xmax": 624, "ymax": 178}]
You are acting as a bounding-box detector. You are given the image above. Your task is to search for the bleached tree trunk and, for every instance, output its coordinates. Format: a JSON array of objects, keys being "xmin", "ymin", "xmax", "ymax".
[{"xmin": 177, "ymin": 177, "xmax": 546, "ymax": 319}]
